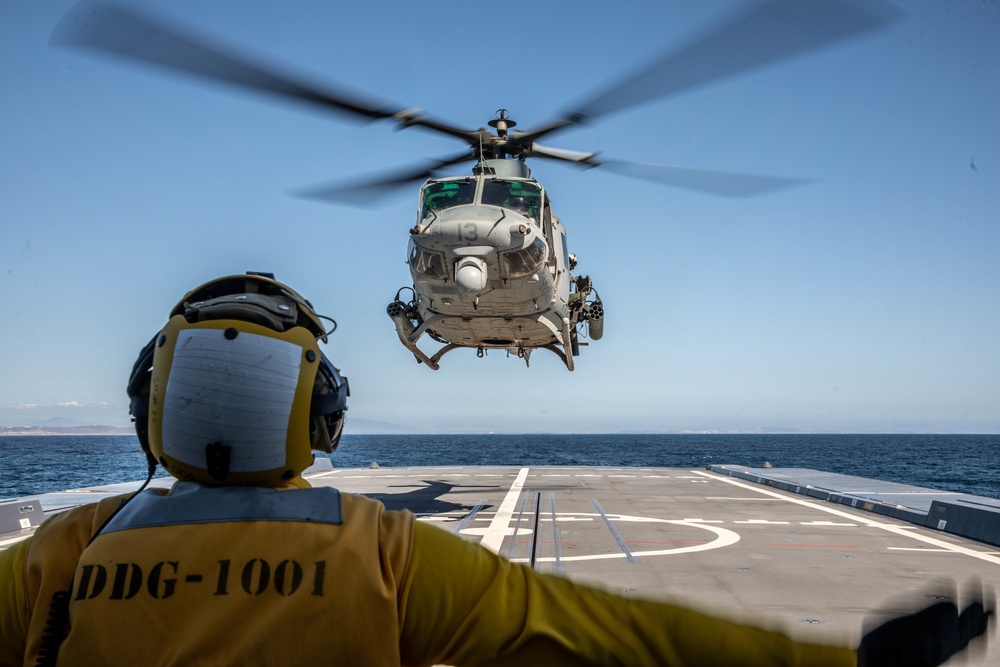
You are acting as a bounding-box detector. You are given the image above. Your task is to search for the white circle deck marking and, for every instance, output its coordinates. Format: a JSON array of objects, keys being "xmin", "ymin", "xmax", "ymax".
[
  {"xmin": 465, "ymin": 512, "xmax": 740, "ymax": 562},
  {"xmin": 552, "ymin": 515, "xmax": 740, "ymax": 562}
]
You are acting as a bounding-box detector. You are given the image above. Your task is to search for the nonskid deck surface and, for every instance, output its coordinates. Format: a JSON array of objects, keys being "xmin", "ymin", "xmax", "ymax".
[{"xmin": 4, "ymin": 465, "xmax": 999, "ymax": 663}]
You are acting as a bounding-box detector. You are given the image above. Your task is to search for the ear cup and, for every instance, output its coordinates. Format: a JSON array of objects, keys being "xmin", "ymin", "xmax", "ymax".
[
  {"xmin": 310, "ymin": 352, "xmax": 349, "ymax": 453},
  {"xmin": 126, "ymin": 335, "xmax": 157, "ymax": 454}
]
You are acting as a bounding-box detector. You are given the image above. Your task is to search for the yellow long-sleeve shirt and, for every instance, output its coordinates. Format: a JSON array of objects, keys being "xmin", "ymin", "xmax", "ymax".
[{"xmin": 0, "ymin": 482, "xmax": 856, "ymax": 666}]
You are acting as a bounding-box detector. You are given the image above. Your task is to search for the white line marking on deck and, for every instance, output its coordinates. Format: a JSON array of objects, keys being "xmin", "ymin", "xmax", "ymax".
[
  {"xmin": 479, "ymin": 467, "xmax": 529, "ymax": 554},
  {"xmin": 306, "ymin": 470, "xmax": 342, "ymax": 478},
  {"xmin": 801, "ymin": 521, "xmax": 856, "ymax": 526},
  {"xmin": 697, "ymin": 471, "xmax": 1000, "ymax": 566}
]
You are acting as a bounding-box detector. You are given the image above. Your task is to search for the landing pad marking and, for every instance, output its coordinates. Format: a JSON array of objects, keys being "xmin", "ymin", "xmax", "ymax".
[
  {"xmin": 478, "ymin": 467, "xmax": 529, "ymax": 553},
  {"xmin": 699, "ymin": 471, "xmax": 1000, "ymax": 566},
  {"xmin": 510, "ymin": 517, "xmax": 740, "ymax": 564}
]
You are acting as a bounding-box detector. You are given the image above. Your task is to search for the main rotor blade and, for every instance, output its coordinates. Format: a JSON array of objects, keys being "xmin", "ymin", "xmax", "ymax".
[
  {"xmin": 528, "ymin": 144, "xmax": 812, "ymax": 197},
  {"xmin": 293, "ymin": 152, "xmax": 474, "ymax": 207},
  {"xmin": 519, "ymin": 0, "xmax": 904, "ymax": 144},
  {"xmin": 523, "ymin": 144, "xmax": 600, "ymax": 166},
  {"xmin": 598, "ymin": 159, "xmax": 816, "ymax": 198},
  {"xmin": 51, "ymin": 1, "xmax": 480, "ymax": 143}
]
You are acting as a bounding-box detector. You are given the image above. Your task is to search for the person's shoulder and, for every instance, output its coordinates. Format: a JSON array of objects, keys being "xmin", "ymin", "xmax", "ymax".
[
  {"xmin": 341, "ymin": 490, "xmax": 388, "ymax": 514},
  {"xmin": 341, "ymin": 491, "xmax": 415, "ymax": 531},
  {"xmin": 31, "ymin": 492, "xmax": 146, "ymax": 551}
]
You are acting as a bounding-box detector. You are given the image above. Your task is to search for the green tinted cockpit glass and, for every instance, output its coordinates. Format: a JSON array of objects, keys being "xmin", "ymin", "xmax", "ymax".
[
  {"xmin": 481, "ymin": 180, "xmax": 542, "ymax": 220},
  {"xmin": 421, "ymin": 180, "xmax": 476, "ymax": 218}
]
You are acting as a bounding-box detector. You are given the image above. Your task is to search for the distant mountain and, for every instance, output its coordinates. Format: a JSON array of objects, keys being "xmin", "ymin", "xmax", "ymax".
[
  {"xmin": 0, "ymin": 425, "xmax": 134, "ymax": 436},
  {"xmin": 39, "ymin": 416, "xmax": 102, "ymax": 427},
  {"xmin": 0, "ymin": 417, "xmax": 409, "ymax": 437}
]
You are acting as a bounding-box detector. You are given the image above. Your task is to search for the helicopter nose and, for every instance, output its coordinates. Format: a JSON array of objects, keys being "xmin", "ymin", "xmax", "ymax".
[{"xmin": 455, "ymin": 257, "xmax": 488, "ymax": 293}]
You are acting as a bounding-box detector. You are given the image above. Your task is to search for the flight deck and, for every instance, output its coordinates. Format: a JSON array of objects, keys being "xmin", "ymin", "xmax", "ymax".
[{"xmin": 3, "ymin": 464, "xmax": 998, "ymax": 663}]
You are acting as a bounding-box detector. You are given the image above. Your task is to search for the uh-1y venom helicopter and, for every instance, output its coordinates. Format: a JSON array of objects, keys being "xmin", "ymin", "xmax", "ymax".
[
  {"xmin": 387, "ymin": 133, "xmax": 602, "ymax": 371},
  {"xmin": 52, "ymin": 0, "xmax": 902, "ymax": 370}
]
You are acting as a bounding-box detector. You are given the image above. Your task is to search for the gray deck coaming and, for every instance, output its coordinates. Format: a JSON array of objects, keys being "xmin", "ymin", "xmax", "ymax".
[
  {"xmin": 710, "ymin": 465, "xmax": 1000, "ymax": 548},
  {"xmin": 7, "ymin": 477, "xmax": 177, "ymax": 514},
  {"xmin": 2, "ymin": 465, "xmax": 998, "ymax": 663},
  {"xmin": 708, "ymin": 466, "xmax": 997, "ymax": 512}
]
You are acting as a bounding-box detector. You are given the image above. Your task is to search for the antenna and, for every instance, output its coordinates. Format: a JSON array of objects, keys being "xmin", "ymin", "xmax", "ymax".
[{"xmin": 472, "ymin": 133, "xmax": 495, "ymax": 176}]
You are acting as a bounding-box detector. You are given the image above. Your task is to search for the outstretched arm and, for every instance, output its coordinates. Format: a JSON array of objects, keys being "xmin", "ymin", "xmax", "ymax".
[{"xmin": 397, "ymin": 521, "xmax": 856, "ymax": 667}]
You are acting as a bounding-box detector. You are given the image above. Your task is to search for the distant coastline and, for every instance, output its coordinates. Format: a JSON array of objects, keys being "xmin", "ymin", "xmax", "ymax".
[{"xmin": 0, "ymin": 425, "xmax": 134, "ymax": 436}]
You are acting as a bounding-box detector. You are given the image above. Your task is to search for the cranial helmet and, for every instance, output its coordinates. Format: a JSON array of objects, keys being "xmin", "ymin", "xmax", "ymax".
[{"xmin": 126, "ymin": 272, "xmax": 349, "ymax": 486}]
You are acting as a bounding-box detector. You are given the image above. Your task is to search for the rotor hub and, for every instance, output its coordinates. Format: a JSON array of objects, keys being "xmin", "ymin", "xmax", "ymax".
[{"xmin": 488, "ymin": 109, "xmax": 517, "ymax": 139}]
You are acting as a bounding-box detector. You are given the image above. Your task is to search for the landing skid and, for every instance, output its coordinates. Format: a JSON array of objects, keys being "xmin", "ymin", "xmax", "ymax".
[{"xmin": 388, "ymin": 309, "xmax": 575, "ymax": 371}]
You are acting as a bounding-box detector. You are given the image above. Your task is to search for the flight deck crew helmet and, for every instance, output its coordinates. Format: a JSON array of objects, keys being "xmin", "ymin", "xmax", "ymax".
[{"xmin": 126, "ymin": 272, "xmax": 349, "ymax": 487}]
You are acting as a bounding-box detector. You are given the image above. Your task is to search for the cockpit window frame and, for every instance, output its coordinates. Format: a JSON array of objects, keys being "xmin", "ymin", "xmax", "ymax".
[
  {"xmin": 481, "ymin": 178, "xmax": 543, "ymax": 224},
  {"xmin": 419, "ymin": 178, "xmax": 477, "ymax": 220},
  {"xmin": 500, "ymin": 236, "xmax": 548, "ymax": 280},
  {"xmin": 409, "ymin": 242, "xmax": 449, "ymax": 282}
]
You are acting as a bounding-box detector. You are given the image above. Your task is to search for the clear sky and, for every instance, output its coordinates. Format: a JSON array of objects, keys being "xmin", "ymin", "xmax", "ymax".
[{"xmin": 2, "ymin": 0, "xmax": 997, "ymax": 434}]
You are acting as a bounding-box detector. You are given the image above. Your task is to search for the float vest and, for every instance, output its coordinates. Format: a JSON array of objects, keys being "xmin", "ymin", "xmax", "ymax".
[{"xmin": 27, "ymin": 483, "xmax": 413, "ymax": 666}]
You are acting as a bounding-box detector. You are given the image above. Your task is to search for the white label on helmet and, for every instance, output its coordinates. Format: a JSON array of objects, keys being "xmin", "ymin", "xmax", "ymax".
[{"xmin": 161, "ymin": 329, "xmax": 302, "ymax": 472}]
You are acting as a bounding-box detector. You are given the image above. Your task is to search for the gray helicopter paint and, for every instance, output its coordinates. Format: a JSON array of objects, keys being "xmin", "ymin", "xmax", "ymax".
[{"xmin": 391, "ymin": 170, "xmax": 586, "ymax": 369}]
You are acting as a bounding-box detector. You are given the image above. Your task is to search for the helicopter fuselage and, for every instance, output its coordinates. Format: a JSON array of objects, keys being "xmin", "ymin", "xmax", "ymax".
[{"xmin": 387, "ymin": 160, "xmax": 601, "ymax": 370}]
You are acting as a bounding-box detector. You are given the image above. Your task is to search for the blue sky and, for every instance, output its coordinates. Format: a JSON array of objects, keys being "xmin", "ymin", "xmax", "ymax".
[{"xmin": 1, "ymin": 0, "xmax": 997, "ymax": 433}]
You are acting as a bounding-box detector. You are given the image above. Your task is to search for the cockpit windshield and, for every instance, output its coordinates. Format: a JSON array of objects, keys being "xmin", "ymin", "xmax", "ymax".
[
  {"xmin": 481, "ymin": 180, "xmax": 542, "ymax": 221},
  {"xmin": 421, "ymin": 180, "xmax": 476, "ymax": 219}
]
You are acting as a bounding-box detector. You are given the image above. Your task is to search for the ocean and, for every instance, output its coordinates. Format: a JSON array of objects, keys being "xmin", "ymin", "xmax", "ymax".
[{"xmin": 2, "ymin": 433, "xmax": 998, "ymax": 501}]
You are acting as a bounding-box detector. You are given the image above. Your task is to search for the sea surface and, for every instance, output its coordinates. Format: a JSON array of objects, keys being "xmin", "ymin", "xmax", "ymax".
[{"xmin": 1, "ymin": 433, "xmax": 998, "ymax": 501}]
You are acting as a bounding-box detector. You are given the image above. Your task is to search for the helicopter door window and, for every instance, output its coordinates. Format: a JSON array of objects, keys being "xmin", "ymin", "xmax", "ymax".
[
  {"xmin": 409, "ymin": 245, "xmax": 448, "ymax": 281},
  {"xmin": 420, "ymin": 180, "xmax": 476, "ymax": 219},
  {"xmin": 500, "ymin": 237, "xmax": 547, "ymax": 279}
]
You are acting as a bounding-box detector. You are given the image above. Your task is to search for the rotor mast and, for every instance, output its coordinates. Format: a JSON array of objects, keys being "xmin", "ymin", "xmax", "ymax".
[
  {"xmin": 469, "ymin": 109, "xmax": 531, "ymax": 179},
  {"xmin": 484, "ymin": 109, "xmax": 521, "ymax": 160}
]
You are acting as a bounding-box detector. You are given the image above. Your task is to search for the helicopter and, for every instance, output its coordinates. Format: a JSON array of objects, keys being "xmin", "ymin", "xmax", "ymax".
[
  {"xmin": 386, "ymin": 145, "xmax": 600, "ymax": 371},
  {"xmin": 51, "ymin": 0, "xmax": 902, "ymax": 370}
]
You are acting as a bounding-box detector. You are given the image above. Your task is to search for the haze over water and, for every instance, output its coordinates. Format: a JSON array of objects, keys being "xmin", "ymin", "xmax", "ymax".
[{"xmin": 2, "ymin": 433, "xmax": 997, "ymax": 501}]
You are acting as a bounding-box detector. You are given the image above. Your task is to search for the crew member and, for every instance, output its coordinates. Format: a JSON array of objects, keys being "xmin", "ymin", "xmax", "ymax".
[{"xmin": 0, "ymin": 273, "xmax": 992, "ymax": 666}]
